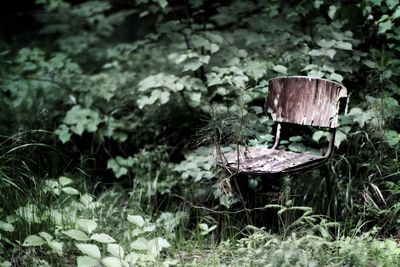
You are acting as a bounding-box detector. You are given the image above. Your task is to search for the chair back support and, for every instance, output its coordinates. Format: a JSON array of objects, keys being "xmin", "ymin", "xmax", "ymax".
[{"xmin": 266, "ymin": 76, "xmax": 347, "ymax": 128}]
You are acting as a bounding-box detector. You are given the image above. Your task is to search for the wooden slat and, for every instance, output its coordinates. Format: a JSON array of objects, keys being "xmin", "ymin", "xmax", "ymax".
[
  {"xmin": 266, "ymin": 76, "xmax": 347, "ymax": 128},
  {"xmin": 221, "ymin": 147, "xmax": 324, "ymax": 174}
]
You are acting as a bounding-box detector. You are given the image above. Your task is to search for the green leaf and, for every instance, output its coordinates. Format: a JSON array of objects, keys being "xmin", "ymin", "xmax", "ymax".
[
  {"xmin": 77, "ymin": 256, "xmax": 99, "ymax": 267},
  {"xmin": 159, "ymin": 91, "xmax": 170, "ymax": 104},
  {"xmin": 0, "ymin": 261, "xmax": 12, "ymax": 267},
  {"xmin": 107, "ymin": 243, "xmax": 124, "ymax": 258},
  {"xmin": 312, "ymin": 131, "xmax": 329, "ymax": 143},
  {"xmin": 198, "ymin": 223, "xmax": 209, "ymax": 232},
  {"xmin": 76, "ymin": 219, "xmax": 98, "ymax": 234},
  {"xmin": 328, "ymin": 5, "xmax": 336, "ymax": 19},
  {"xmin": 189, "ymin": 92, "xmax": 202, "ymax": 104},
  {"xmin": 127, "ymin": 215, "xmax": 145, "ymax": 227},
  {"xmin": 23, "ymin": 235, "xmax": 46, "ymax": 246},
  {"xmin": 288, "ymin": 143, "xmax": 307, "ymax": 153},
  {"xmin": 386, "ymin": 0, "xmax": 398, "ymax": 9},
  {"xmin": 63, "ymin": 229, "xmax": 89, "ymax": 241},
  {"xmin": 289, "ymin": 136, "xmax": 302, "ymax": 142},
  {"xmin": 147, "ymin": 237, "xmax": 170, "ymax": 256},
  {"xmin": 378, "ymin": 20, "xmax": 393, "ymax": 33},
  {"xmin": 308, "ymin": 49, "xmax": 324, "ymax": 57},
  {"xmin": 49, "ymin": 241, "xmax": 63, "ymax": 256},
  {"xmin": 0, "ymin": 220, "xmax": 14, "ymax": 232},
  {"xmin": 198, "ymin": 223, "xmax": 217, "ymax": 235},
  {"xmin": 76, "ymin": 243, "xmax": 101, "ymax": 259},
  {"xmin": 62, "ymin": 187, "xmax": 80, "ymax": 195},
  {"xmin": 328, "ymin": 73, "xmax": 343, "ymax": 83},
  {"xmin": 384, "ymin": 130, "xmax": 400, "ymax": 146},
  {"xmin": 130, "ymin": 237, "xmax": 148, "ymax": 250},
  {"xmin": 39, "ymin": 232, "xmax": 53, "ymax": 242},
  {"xmin": 393, "ymin": 7, "xmax": 400, "ymax": 19},
  {"xmin": 15, "ymin": 204, "xmax": 41, "ymax": 223},
  {"xmin": 183, "ymin": 57, "xmax": 208, "ymax": 72},
  {"xmin": 124, "ymin": 252, "xmax": 139, "ymax": 265},
  {"xmin": 334, "ymin": 130, "xmax": 347, "ymax": 148},
  {"xmin": 101, "ymin": 257, "xmax": 122, "ymax": 267},
  {"xmin": 244, "ymin": 60, "xmax": 267, "ymax": 80},
  {"xmin": 55, "ymin": 124, "xmax": 71, "ymax": 143},
  {"xmin": 335, "ymin": 41, "xmax": 353, "ymax": 50},
  {"xmin": 59, "ymin": 176, "xmax": 74, "ymax": 186},
  {"xmin": 157, "ymin": 0, "xmax": 168, "ymax": 8},
  {"xmin": 326, "ymin": 49, "xmax": 336, "ymax": 59},
  {"xmin": 90, "ymin": 233, "xmax": 116, "ymax": 243},
  {"xmin": 348, "ymin": 107, "xmax": 372, "ymax": 127},
  {"xmin": 272, "ymin": 65, "xmax": 287, "ymax": 75}
]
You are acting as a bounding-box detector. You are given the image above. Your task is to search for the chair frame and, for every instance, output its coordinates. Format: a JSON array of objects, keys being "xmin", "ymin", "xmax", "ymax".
[{"xmin": 219, "ymin": 76, "xmax": 348, "ymax": 175}]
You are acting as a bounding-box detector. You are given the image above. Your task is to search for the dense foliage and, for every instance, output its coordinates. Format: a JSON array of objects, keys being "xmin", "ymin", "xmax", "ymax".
[{"xmin": 1, "ymin": 0, "xmax": 400, "ymax": 265}]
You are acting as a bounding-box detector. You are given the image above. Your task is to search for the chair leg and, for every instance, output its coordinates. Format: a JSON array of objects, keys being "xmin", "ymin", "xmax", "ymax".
[{"xmin": 320, "ymin": 164, "xmax": 333, "ymax": 217}]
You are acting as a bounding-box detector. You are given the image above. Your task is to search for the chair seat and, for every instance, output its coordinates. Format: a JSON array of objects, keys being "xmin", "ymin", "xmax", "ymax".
[{"xmin": 219, "ymin": 147, "xmax": 324, "ymax": 174}]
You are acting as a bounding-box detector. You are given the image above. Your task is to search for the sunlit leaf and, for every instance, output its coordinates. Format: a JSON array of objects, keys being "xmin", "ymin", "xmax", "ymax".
[
  {"xmin": 23, "ymin": 235, "xmax": 46, "ymax": 246},
  {"xmin": 76, "ymin": 243, "xmax": 101, "ymax": 259}
]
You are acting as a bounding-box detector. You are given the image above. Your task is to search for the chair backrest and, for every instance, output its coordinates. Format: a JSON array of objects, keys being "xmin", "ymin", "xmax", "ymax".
[{"xmin": 266, "ymin": 76, "xmax": 348, "ymax": 128}]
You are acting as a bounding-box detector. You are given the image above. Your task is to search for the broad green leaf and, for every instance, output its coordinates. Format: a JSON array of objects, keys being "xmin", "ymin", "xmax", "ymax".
[
  {"xmin": 272, "ymin": 65, "xmax": 287, "ymax": 75},
  {"xmin": 23, "ymin": 235, "xmax": 46, "ymax": 246},
  {"xmin": 348, "ymin": 107, "xmax": 372, "ymax": 127},
  {"xmin": 244, "ymin": 60, "xmax": 267, "ymax": 80},
  {"xmin": 288, "ymin": 143, "xmax": 307, "ymax": 153},
  {"xmin": 328, "ymin": 73, "xmax": 343, "ymax": 83},
  {"xmin": 101, "ymin": 257, "xmax": 122, "ymax": 267},
  {"xmin": 210, "ymin": 43, "xmax": 220, "ymax": 53},
  {"xmin": 157, "ymin": 0, "xmax": 168, "ymax": 8},
  {"xmin": 183, "ymin": 57, "xmax": 208, "ymax": 72},
  {"xmin": 130, "ymin": 237, "xmax": 148, "ymax": 251},
  {"xmin": 159, "ymin": 91, "xmax": 170, "ymax": 104},
  {"xmin": 334, "ymin": 130, "xmax": 347, "ymax": 148},
  {"xmin": 307, "ymin": 70, "xmax": 324, "ymax": 78},
  {"xmin": 77, "ymin": 256, "xmax": 99, "ymax": 267},
  {"xmin": 328, "ymin": 5, "xmax": 336, "ymax": 19},
  {"xmin": 308, "ymin": 49, "xmax": 324, "ymax": 57},
  {"xmin": 312, "ymin": 131, "xmax": 329, "ymax": 143},
  {"xmin": 378, "ymin": 20, "xmax": 393, "ymax": 33},
  {"xmin": 289, "ymin": 136, "xmax": 302, "ymax": 142},
  {"xmin": 198, "ymin": 223, "xmax": 209, "ymax": 232},
  {"xmin": 39, "ymin": 232, "xmax": 53, "ymax": 242},
  {"xmin": 59, "ymin": 176, "xmax": 74, "ymax": 186},
  {"xmin": 326, "ymin": 49, "xmax": 336, "ymax": 59},
  {"xmin": 15, "ymin": 204, "xmax": 41, "ymax": 223},
  {"xmin": 55, "ymin": 124, "xmax": 71, "ymax": 143},
  {"xmin": 393, "ymin": 7, "xmax": 400, "ymax": 19},
  {"xmin": 317, "ymin": 39, "xmax": 336, "ymax": 48},
  {"xmin": 386, "ymin": 0, "xmax": 398, "ymax": 9},
  {"xmin": 76, "ymin": 243, "xmax": 101, "ymax": 259},
  {"xmin": 0, "ymin": 261, "xmax": 12, "ymax": 267},
  {"xmin": 199, "ymin": 223, "xmax": 217, "ymax": 235},
  {"xmin": 189, "ymin": 92, "xmax": 201, "ymax": 104},
  {"xmin": 335, "ymin": 41, "xmax": 352, "ymax": 50},
  {"xmin": 132, "ymin": 224, "xmax": 155, "ymax": 236},
  {"xmin": 76, "ymin": 219, "xmax": 97, "ymax": 234},
  {"xmin": 107, "ymin": 243, "xmax": 124, "ymax": 258},
  {"xmin": 49, "ymin": 241, "xmax": 63, "ymax": 256},
  {"xmin": 63, "ymin": 229, "xmax": 89, "ymax": 241},
  {"xmin": 0, "ymin": 220, "xmax": 14, "ymax": 232},
  {"xmin": 384, "ymin": 130, "xmax": 400, "ymax": 146},
  {"xmin": 127, "ymin": 215, "xmax": 145, "ymax": 227},
  {"xmin": 90, "ymin": 233, "xmax": 116, "ymax": 243},
  {"xmin": 124, "ymin": 253, "xmax": 139, "ymax": 264},
  {"xmin": 147, "ymin": 237, "xmax": 171, "ymax": 256},
  {"xmin": 62, "ymin": 187, "xmax": 80, "ymax": 195}
]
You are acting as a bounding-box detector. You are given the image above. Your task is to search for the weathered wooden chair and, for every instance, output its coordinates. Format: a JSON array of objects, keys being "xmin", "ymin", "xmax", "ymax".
[{"xmin": 219, "ymin": 76, "xmax": 348, "ymax": 175}]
